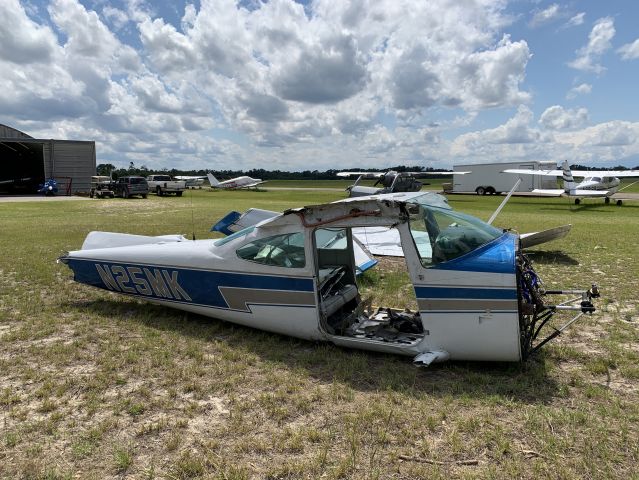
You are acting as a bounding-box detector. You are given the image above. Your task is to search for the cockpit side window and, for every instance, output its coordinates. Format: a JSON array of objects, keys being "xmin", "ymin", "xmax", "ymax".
[
  {"xmin": 408, "ymin": 205, "xmax": 503, "ymax": 266},
  {"xmin": 236, "ymin": 232, "xmax": 306, "ymax": 268}
]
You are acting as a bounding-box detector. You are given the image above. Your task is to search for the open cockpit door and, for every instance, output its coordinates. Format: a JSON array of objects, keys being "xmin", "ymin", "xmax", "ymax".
[{"xmin": 398, "ymin": 202, "xmax": 523, "ymax": 361}]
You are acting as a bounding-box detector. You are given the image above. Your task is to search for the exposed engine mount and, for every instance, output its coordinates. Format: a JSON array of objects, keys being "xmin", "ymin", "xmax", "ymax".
[{"xmin": 517, "ymin": 252, "xmax": 599, "ymax": 358}]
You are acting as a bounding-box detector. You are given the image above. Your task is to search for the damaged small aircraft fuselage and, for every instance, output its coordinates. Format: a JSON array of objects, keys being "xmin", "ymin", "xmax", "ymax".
[{"xmin": 59, "ymin": 192, "xmax": 598, "ymax": 365}]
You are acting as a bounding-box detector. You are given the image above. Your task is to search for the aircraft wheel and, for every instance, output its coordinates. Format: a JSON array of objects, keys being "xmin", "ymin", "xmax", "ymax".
[
  {"xmin": 617, "ymin": 200, "xmax": 623, "ymax": 206},
  {"xmin": 605, "ymin": 197, "xmax": 610, "ymax": 204},
  {"xmin": 476, "ymin": 187, "xmax": 486, "ymax": 195},
  {"xmin": 574, "ymin": 198, "xmax": 580, "ymax": 205}
]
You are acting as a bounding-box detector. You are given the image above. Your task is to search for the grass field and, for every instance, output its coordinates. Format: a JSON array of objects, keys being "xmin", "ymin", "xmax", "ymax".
[{"xmin": 1, "ymin": 189, "xmax": 638, "ymax": 479}]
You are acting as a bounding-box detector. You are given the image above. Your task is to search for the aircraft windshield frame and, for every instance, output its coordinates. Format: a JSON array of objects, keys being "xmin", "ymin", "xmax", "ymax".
[{"xmin": 407, "ymin": 205, "xmax": 503, "ymax": 266}]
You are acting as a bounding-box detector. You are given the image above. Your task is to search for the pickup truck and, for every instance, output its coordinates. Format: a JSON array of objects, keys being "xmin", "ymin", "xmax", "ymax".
[{"xmin": 146, "ymin": 175, "xmax": 187, "ymax": 196}]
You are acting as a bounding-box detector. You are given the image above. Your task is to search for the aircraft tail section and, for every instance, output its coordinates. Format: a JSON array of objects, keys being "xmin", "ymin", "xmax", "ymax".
[
  {"xmin": 207, "ymin": 173, "xmax": 220, "ymax": 187},
  {"xmin": 561, "ymin": 160, "xmax": 576, "ymax": 193}
]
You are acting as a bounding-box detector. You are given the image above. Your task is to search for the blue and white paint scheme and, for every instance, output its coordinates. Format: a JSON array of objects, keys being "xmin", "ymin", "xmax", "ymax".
[{"xmin": 59, "ymin": 192, "xmax": 597, "ymax": 365}]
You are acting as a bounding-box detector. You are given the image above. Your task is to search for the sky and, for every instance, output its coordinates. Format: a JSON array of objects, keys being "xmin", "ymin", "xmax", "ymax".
[{"xmin": 2, "ymin": 0, "xmax": 639, "ymax": 171}]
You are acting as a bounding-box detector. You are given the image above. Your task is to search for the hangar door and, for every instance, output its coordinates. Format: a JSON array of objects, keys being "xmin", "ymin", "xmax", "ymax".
[{"xmin": 0, "ymin": 140, "xmax": 44, "ymax": 193}]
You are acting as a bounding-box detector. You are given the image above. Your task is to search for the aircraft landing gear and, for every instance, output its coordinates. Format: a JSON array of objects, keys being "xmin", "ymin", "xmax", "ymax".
[
  {"xmin": 605, "ymin": 197, "xmax": 610, "ymax": 204},
  {"xmin": 574, "ymin": 198, "xmax": 581, "ymax": 205}
]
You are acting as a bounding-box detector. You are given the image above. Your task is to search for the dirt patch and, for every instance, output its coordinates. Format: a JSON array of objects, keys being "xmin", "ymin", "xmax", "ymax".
[{"xmin": 0, "ymin": 195, "xmax": 92, "ymax": 203}]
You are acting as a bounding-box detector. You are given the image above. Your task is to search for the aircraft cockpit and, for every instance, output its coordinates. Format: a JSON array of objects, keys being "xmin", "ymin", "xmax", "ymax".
[{"xmin": 406, "ymin": 204, "xmax": 503, "ymax": 265}]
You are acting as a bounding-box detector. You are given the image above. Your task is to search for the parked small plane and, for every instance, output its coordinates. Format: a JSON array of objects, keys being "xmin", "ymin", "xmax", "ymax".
[
  {"xmin": 59, "ymin": 191, "xmax": 597, "ymax": 366},
  {"xmin": 503, "ymin": 160, "xmax": 639, "ymax": 205},
  {"xmin": 337, "ymin": 170, "xmax": 468, "ymax": 197},
  {"xmin": 175, "ymin": 176, "xmax": 206, "ymax": 188},
  {"xmin": 207, "ymin": 173, "xmax": 266, "ymax": 190}
]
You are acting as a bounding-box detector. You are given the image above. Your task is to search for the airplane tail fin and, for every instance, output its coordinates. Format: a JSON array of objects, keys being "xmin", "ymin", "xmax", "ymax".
[
  {"xmin": 561, "ymin": 160, "xmax": 576, "ymax": 193},
  {"xmin": 207, "ymin": 173, "xmax": 220, "ymax": 187}
]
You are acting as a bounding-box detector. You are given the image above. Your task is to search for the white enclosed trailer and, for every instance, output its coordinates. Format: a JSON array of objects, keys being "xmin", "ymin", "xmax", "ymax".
[{"xmin": 453, "ymin": 161, "xmax": 557, "ymax": 195}]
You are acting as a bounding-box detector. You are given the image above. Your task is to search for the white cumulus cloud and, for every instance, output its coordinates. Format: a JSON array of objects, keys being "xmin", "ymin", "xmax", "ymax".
[
  {"xmin": 540, "ymin": 106, "xmax": 589, "ymax": 130},
  {"xmin": 529, "ymin": 4, "xmax": 561, "ymax": 28},
  {"xmin": 566, "ymin": 83, "xmax": 592, "ymax": 99},
  {"xmin": 565, "ymin": 12, "xmax": 585, "ymax": 28},
  {"xmin": 0, "ymin": 0, "xmax": 58, "ymax": 64},
  {"xmin": 15, "ymin": 0, "xmax": 638, "ymax": 172},
  {"xmin": 568, "ymin": 17, "xmax": 615, "ymax": 73},
  {"xmin": 617, "ymin": 38, "xmax": 639, "ymax": 60}
]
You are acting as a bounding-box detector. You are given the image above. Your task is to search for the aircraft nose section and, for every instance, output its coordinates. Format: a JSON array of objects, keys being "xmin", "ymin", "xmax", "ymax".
[{"xmin": 432, "ymin": 233, "xmax": 517, "ymax": 274}]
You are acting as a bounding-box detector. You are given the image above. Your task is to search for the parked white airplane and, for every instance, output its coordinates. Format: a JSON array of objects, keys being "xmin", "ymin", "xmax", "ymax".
[
  {"xmin": 175, "ymin": 176, "xmax": 206, "ymax": 188},
  {"xmin": 503, "ymin": 160, "xmax": 639, "ymax": 205},
  {"xmin": 207, "ymin": 173, "xmax": 266, "ymax": 190}
]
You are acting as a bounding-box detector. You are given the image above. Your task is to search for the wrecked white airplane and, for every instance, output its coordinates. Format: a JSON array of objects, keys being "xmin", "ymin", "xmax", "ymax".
[{"xmin": 59, "ymin": 192, "xmax": 598, "ymax": 366}]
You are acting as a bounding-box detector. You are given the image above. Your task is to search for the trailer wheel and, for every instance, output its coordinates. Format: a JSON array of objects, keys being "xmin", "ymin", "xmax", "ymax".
[
  {"xmin": 486, "ymin": 187, "xmax": 495, "ymax": 195},
  {"xmin": 476, "ymin": 186, "xmax": 486, "ymax": 195}
]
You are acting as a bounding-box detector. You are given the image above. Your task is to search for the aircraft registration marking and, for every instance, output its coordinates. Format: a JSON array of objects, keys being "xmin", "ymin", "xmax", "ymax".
[
  {"xmin": 95, "ymin": 264, "xmax": 192, "ymax": 300},
  {"xmin": 65, "ymin": 258, "xmax": 315, "ymax": 312}
]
